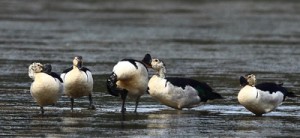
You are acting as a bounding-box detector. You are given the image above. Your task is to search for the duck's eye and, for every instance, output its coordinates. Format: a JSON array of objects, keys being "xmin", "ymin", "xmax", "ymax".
[{"xmin": 154, "ymin": 59, "xmax": 159, "ymax": 62}]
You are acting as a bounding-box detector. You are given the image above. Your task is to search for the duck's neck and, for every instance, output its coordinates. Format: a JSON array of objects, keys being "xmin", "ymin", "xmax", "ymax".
[
  {"xmin": 249, "ymin": 84, "xmax": 255, "ymax": 87},
  {"xmin": 73, "ymin": 65, "xmax": 82, "ymax": 70},
  {"xmin": 157, "ymin": 67, "xmax": 166, "ymax": 78},
  {"xmin": 28, "ymin": 70, "xmax": 37, "ymax": 80}
]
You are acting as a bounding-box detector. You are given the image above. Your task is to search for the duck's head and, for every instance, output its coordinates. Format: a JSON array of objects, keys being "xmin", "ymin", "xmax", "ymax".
[
  {"xmin": 151, "ymin": 59, "xmax": 165, "ymax": 71},
  {"xmin": 28, "ymin": 62, "xmax": 44, "ymax": 79},
  {"xmin": 151, "ymin": 58, "xmax": 166, "ymax": 78},
  {"xmin": 142, "ymin": 53, "xmax": 152, "ymax": 68},
  {"xmin": 240, "ymin": 74, "xmax": 256, "ymax": 87},
  {"xmin": 73, "ymin": 56, "xmax": 83, "ymax": 68}
]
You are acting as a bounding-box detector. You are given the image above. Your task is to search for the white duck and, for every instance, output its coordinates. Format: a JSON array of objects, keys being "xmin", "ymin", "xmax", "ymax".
[
  {"xmin": 61, "ymin": 56, "xmax": 95, "ymax": 110},
  {"xmin": 238, "ymin": 74, "xmax": 296, "ymax": 116},
  {"xmin": 107, "ymin": 54, "xmax": 152, "ymax": 113},
  {"xmin": 148, "ymin": 58, "xmax": 222, "ymax": 110},
  {"xmin": 29, "ymin": 63, "xmax": 62, "ymax": 114}
]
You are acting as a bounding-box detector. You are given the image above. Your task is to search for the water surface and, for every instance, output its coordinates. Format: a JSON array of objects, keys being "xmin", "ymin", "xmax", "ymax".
[{"xmin": 0, "ymin": 0, "xmax": 299, "ymax": 137}]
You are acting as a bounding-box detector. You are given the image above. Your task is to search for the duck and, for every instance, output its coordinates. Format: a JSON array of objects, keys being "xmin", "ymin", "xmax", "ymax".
[
  {"xmin": 148, "ymin": 58, "xmax": 223, "ymax": 110},
  {"xmin": 107, "ymin": 54, "xmax": 152, "ymax": 113},
  {"xmin": 61, "ymin": 56, "xmax": 95, "ymax": 110},
  {"xmin": 238, "ymin": 74, "xmax": 297, "ymax": 116},
  {"xmin": 28, "ymin": 62, "xmax": 62, "ymax": 114}
]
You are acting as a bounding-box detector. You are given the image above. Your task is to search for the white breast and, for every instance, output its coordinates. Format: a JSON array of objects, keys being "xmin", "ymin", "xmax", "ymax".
[
  {"xmin": 63, "ymin": 68, "xmax": 93, "ymax": 98},
  {"xmin": 30, "ymin": 73, "xmax": 62, "ymax": 106}
]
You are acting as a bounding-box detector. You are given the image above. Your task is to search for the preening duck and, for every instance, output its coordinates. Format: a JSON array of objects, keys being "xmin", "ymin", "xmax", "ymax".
[
  {"xmin": 28, "ymin": 63, "xmax": 62, "ymax": 114},
  {"xmin": 107, "ymin": 54, "xmax": 152, "ymax": 113},
  {"xmin": 148, "ymin": 58, "xmax": 223, "ymax": 110},
  {"xmin": 61, "ymin": 56, "xmax": 95, "ymax": 110},
  {"xmin": 238, "ymin": 74, "xmax": 296, "ymax": 116}
]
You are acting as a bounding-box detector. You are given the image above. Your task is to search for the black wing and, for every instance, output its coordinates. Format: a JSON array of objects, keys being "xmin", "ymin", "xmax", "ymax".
[
  {"xmin": 165, "ymin": 77, "xmax": 222, "ymax": 102},
  {"xmin": 121, "ymin": 59, "xmax": 148, "ymax": 71},
  {"xmin": 62, "ymin": 67, "xmax": 73, "ymax": 73},
  {"xmin": 49, "ymin": 72, "xmax": 63, "ymax": 83},
  {"xmin": 80, "ymin": 67, "xmax": 91, "ymax": 73},
  {"xmin": 121, "ymin": 59, "xmax": 138, "ymax": 69},
  {"xmin": 166, "ymin": 77, "xmax": 212, "ymax": 91},
  {"xmin": 255, "ymin": 83, "xmax": 288, "ymax": 94},
  {"xmin": 255, "ymin": 82, "xmax": 296, "ymax": 101}
]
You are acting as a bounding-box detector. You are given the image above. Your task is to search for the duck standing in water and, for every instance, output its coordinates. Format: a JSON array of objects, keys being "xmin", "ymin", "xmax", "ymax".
[
  {"xmin": 148, "ymin": 58, "xmax": 222, "ymax": 110},
  {"xmin": 238, "ymin": 74, "xmax": 297, "ymax": 116},
  {"xmin": 61, "ymin": 56, "xmax": 95, "ymax": 110},
  {"xmin": 107, "ymin": 54, "xmax": 152, "ymax": 113},
  {"xmin": 29, "ymin": 63, "xmax": 62, "ymax": 114}
]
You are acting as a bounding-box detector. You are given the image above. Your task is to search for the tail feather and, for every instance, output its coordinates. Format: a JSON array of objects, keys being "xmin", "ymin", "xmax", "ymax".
[
  {"xmin": 286, "ymin": 91, "xmax": 298, "ymax": 97},
  {"xmin": 200, "ymin": 90, "xmax": 223, "ymax": 102},
  {"xmin": 193, "ymin": 83, "xmax": 223, "ymax": 102},
  {"xmin": 207, "ymin": 91, "xmax": 223, "ymax": 100}
]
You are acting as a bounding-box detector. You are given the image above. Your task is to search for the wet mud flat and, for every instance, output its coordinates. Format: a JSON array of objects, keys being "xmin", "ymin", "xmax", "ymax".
[{"xmin": 0, "ymin": 0, "xmax": 300, "ymax": 137}]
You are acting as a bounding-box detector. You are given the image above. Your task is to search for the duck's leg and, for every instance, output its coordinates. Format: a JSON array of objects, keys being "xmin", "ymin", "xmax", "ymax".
[
  {"xmin": 70, "ymin": 98, "xmax": 74, "ymax": 111},
  {"xmin": 120, "ymin": 90, "xmax": 128, "ymax": 114},
  {"xmin": 40, "ymin": 107, "xmax": 44, "ymax": 115},
  {"xmin": 134, "ymin": 97, "xmax": 140, "ymax": 113},
  {"xmin": 255, "ymin": 113, "xmax": 263, "ymax": 117},
  {"xmin": 88, "ymin": 93, "xmax": 96, "ymax": 110}
]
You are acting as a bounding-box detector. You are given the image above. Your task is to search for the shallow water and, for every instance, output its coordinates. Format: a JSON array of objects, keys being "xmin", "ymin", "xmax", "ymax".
[{"xmin": 0, "ymin": 0, "xmax": 299, "ymax": 137}]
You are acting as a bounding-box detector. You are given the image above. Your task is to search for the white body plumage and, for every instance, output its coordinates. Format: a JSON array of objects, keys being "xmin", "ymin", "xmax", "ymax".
[
  {"xmin": 29, "ymin": 63, "xmax": 62, "ymax": 111},
  {"xmin": 237, "ymin": 74, "xmax": 293, "ymax": 116},
  {"xmin": 148, "ymin": 75, "xmax": 200, "ymax": 109},
  {"xmin": 30, "ymin": 73, "xmax": 62, "ymax": 106},
  {"xmin": 107, "ymin": 54, "xmax": 152, "ymax": 113},
  {"xmin": 148, "ymin": 58, "xmax": 222, "ymax": 110},
  {"xmin": 238, "ymin": 85, "xmax": 284, "ymax": 115},
  {"xmin": 60, "ymin": 56, "xmax": 95, "ymax": 110},
  {"xmin": 61, "ymin": 68, "xmax": 93, "ymax": 98},
  {"xmin": 113, "ymin": 60, "xmax": 148, "ymax": 99}
]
